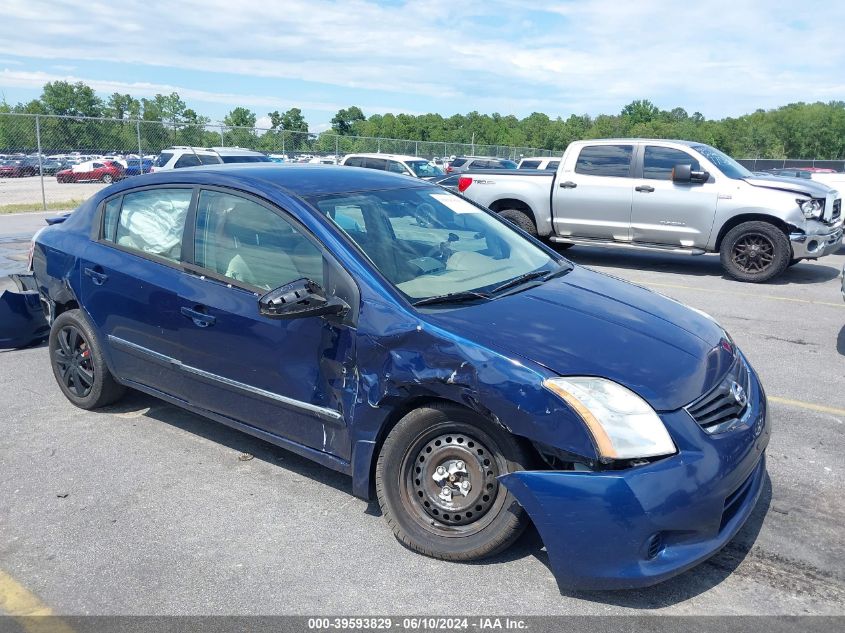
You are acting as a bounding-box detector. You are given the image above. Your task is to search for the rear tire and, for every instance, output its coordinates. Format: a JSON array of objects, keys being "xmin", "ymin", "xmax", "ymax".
[
  {"xmin": 49, "ymin": 309, "xmax": 125, "ymax": 409},
  {"xmin": 101, "ymin": 173, "xmax": 113, "ymax": 184},
  {"xmin": 376, "ymin": 403, "xmax": 530, "ymax": 561},
  {"xmin": 719, "ymin": 221, "xmax": 791, "ymax": 282},
  {"xmin": 498, "ymin": 209, "xmax": 537, "ymax": 237}
]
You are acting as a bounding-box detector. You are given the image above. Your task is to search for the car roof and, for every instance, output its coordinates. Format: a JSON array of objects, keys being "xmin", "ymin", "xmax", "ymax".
[
  {"xmin": 345, "ymin": 153, "xmax": 426, "ymax": 162},
  {"xmin": 571, "ymin": 138, "xmax": 702, "ymax": 147},
  {"xmin": 210, "ymin": 147, "xmax": 267, "ymax": 156},
  {"xmin": 100, "ymin": 163, "xmax": 434, "ymax": 198}
]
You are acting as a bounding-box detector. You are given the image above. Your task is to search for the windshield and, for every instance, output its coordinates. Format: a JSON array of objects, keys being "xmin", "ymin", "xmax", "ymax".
[
  {"xmin": 307, "ymin": 186, "xmax": 558, "ymax": 301},
  {"xmin": 407, "ymin": 161, "xmax": 444, "ymax": 178},
  {"xmin": 691, "ymin": 144, "xmax": 752, "ymax": 180}
]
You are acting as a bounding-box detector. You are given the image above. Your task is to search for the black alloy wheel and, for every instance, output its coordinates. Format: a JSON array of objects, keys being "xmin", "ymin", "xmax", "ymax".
[
  {"xmin": 731, "ymin": 232, "xmax": 775, "ymax": 274},
  {"xmin": 53, "ymin": 324, "xmax": 94, "ymax": 398}
]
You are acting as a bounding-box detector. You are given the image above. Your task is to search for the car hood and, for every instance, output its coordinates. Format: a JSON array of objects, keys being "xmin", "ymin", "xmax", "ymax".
[
  {"xmin": 425, "ymin": 266, "xmax": 735, "ymax": 411},
  {"xmin": 743, "ymin": 175, "xmax": 832, "ymax": 197}
]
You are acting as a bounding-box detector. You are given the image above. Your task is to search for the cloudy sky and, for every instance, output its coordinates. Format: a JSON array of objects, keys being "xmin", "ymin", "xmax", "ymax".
[{"xmin": 1, "ymin": 0, "xmax": 843, "ymax": 130}]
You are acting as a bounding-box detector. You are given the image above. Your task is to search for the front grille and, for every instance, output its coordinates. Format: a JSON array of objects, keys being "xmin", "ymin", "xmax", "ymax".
[
  {"xmin": 686, "ymin": 357, "xmax": 751, "ymax": 433},
  {"xmin": 832, "ymin": 199, "xmax": 841, "ymax": 221}
]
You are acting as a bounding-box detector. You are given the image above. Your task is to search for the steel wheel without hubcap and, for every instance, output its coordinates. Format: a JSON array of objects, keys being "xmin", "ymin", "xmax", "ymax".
[
  {"xmin": 377, "ymin": 405, "xmax": 530, "ymax": 560},
  {"xmin": 53, "ymin": 325, "xmax": 94, "ymax": 398},
  {"xmin": 403, "ymin": 430, "xmax": 501, "ymax": 533},
  {"xmin": 731, "ymin": 232, "xmax": 775, "ymax": 274}
]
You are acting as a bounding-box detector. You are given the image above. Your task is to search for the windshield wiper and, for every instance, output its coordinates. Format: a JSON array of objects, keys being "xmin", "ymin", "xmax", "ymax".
[
  {"xmin": 489, "ymin": 264, "xmax": 571, "ymax": 296},
  {"xmin": 412, "ymin": 290, "xmax": 490, "ymax": 307}
]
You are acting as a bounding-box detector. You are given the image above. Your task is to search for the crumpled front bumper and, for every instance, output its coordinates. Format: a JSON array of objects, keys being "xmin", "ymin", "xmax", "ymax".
[
  {"xmin": 0, "ymin": 273, "xmax": 49, "ymax": 349},
  {"xmin": 790, "ymin": 221, "xmax": 843, "ymax": 259},
  {"xmin": 500, "ymin": 362, "xmax": 770, "ymax": 591}
]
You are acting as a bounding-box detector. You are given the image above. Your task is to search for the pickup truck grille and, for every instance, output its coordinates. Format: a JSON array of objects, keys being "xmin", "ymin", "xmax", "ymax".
[{"xmin": 686, "ymin": 357, "xmax": 751, "ymax": 434}]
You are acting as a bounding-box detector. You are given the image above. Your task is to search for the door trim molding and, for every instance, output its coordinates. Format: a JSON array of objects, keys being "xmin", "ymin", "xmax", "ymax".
[{"xmin": 107, "ymin": 335, "xmax": 344, "ymax": 424}]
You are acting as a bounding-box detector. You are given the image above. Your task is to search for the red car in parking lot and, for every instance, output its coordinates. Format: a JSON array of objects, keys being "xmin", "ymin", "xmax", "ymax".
[
  {"xmin": 0, "ymin": 157, "xmax": 39, "ymax": 177},
  {"xmin": 56, "ymin": 160, "xmax": 124, "ymax": 183}
]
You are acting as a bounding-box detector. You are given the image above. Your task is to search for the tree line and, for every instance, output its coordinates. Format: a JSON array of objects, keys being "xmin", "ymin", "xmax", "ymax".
[{"xmin": 2, "ymin": 81, "xmax": 845, "ymax": 159}]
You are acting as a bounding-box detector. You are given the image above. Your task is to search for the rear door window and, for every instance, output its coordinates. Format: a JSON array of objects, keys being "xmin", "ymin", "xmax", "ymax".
[
  {"xmin": 643, "ymin": 146, "xmax": 701, "ymax": 180},
  {"xmin": 110, "ymin": 188, "xmax": 193, "ymax": 261},
  {"xmin": 520, "ymin": 160, "xmax": 540, "ymax": 169},
  {"xmin": 574, "ymin": 145, "xmax": 634, "ymax": 177},
  {"xmin": 450, "ymin": 158, "xmax": 466, "ymax": 168},
  {"xmin": 174, "ymin": 153, "xmax": 201, "ymax": 168},
  {"xmin": 345, "ymin": 157, "xmax": 364, "ymax": 167},
  {"xmin": 364, "ymin": 158, "xmax": 387, "ymax": 170},
  {"xmin": 546, "ymin": 160, "xmax": 560, "ymax": 170}
]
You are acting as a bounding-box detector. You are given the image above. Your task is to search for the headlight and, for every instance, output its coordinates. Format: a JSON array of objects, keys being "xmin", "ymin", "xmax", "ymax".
[
  {"xmin": 543, "ymin": 377, "xmax": 676, "ymax": 460},
  {"xmin": 797, "ymin": 198, "xmax": 823, "ymax": 218}
]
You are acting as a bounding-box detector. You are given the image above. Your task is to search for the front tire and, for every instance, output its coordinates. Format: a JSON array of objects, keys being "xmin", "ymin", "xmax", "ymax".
[
  {"xmin": 101, "ymin": 173, "xmax": 113, "ymax": 184},
  {"xmin": 719, "ymin": 221, "xmax": 791, "ymax": 282},
  {"xmin": 49, "ymin": 309, "xmax": 125, "ymax": 409},
  {"xmin": 376, "ymin": 404, "xmax": 530, "ymax": 561},
  {"xmin": 498, "ymin": 209, "xmax": 537, "ymax": 237}
]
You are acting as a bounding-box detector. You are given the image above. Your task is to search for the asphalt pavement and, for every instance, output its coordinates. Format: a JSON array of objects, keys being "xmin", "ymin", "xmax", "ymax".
[{"xmin": 0, "ymin": 212, "xmax": 843, "ymax": 616}]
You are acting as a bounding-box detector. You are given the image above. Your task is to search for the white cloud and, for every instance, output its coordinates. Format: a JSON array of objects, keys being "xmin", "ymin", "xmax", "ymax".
[
  {"xmin": 0, "ymin": 69, "xmax": 421, "ymax": 116},
  {"xmin": 1, "ymin": 0, "xmax": 844, "ymax": 118}
]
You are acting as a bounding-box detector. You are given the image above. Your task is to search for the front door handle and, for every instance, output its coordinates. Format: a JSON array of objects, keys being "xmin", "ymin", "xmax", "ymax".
[
  {"xmin": 181, "ymin": 306, "xmax": 216, "ymax": 328},
  {"xmin": 559, "ymin": 181, "xmax": 577, "ymax": 189},
  {"xmin": 635, "ymin": 185, "xmax": 655, "ymax": 193},
  {"xmin": 83, "ymin": 267, "xmax": 108, "ymax": 285}
]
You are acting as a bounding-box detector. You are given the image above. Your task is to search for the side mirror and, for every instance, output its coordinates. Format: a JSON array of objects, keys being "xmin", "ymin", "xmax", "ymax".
[
  {"xmin": 672, "ymin": 164, "xmax": 710, "ymax": 184},
  {"xmin": 258, "ymin": 278, "xmax": 348, "ymax": 320}
]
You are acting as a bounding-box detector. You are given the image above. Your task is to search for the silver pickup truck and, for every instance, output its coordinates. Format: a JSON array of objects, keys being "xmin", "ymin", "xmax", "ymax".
[{"xmin": 459, "ymin": 138, "xmax": 843, "ymax": 282}]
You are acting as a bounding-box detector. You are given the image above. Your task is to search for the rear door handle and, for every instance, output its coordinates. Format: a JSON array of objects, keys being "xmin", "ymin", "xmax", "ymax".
[
  {"xmin": 635, "ymin": 185, "xmax": 655, "ymax": 193},
  {"xmin": 83, "ymin": 267, "xmax": 108, "ymax": 285},
  {"xmin": 559, "ymin": 181, "xmax": 577, "ymax": 189},
  {"xmin": 181, "ymin": 306, "xmax": 216, "ymax": 328}
]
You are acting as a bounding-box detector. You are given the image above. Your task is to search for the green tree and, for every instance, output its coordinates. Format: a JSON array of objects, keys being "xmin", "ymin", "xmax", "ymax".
[
  {"xmin": 40, "ymin": 81, "xmax": 103, "ymax": 117},
  {"xmin": 223, "ymin": 107, "xmax": 258, "ymax": 148},
  {"xmin": 331, "ymin": 106, "xmax": 365, "ymax": 135}
]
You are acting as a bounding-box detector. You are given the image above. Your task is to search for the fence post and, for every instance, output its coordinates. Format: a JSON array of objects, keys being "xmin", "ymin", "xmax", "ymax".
[
  {"xmin": 415, "ymin": 140, "xmax": 418, "ymax": 156},
  {"xmin": 35, "ymin": 114, "xmax": 47, "ymax": 211},
  {"xmin": 281, "ymin": 129, "xmax": 285, "ymax": 155},
  {"xmin": 219, "ymin": 126, "xmax": 224, "ymax": 147},
  {"xmin": 377, "ymin": 138, "xmax": 381, "ymax": 153},
  {"xmin": 136, "ymin": 119, "xmax": 143, "ymax": 173},
  {"xmin": 444, "ymin": 142, "xmax": 447, "ymax": 158},
  {"xmin": 335, "ymin": 135, "xmax": 339, "ymax": 159}
]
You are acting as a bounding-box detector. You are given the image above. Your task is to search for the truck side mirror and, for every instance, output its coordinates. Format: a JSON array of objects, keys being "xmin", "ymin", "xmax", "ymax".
[
  {"xmin": 672, "ymin": 164, "xmax": 710, "ymax": 184},
  {"xmin": 258, "ymin": 278, "xmax": 348, "ymax": 319}
]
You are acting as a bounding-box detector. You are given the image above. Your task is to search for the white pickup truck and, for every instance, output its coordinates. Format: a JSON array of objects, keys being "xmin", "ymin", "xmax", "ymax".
[{"xmin": 458, "ymin": 138, "xmax": 843, "ymax": 282}]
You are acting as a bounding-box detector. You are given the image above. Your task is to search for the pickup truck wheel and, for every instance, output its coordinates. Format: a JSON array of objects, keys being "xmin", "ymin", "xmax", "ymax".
[
  {"xmin": 719, "ymin": 221, "xmax": 791, "ymax": 282},
  {"xmin": 376, "ymin": 403, "xmax": 530, "ymax": 561},
  {"xmin": 49, "ymin": 309, "xmax": 125, "ymax": 409},
  {"xmin": 498, "ymin": 209, "xmax": 537, "ymax": 237}
]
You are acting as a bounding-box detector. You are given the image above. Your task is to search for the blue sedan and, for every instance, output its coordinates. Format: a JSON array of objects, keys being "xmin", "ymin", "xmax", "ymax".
[{"xmin": 31, "ymin": 164, "xmax": 769, "ymax": 590}]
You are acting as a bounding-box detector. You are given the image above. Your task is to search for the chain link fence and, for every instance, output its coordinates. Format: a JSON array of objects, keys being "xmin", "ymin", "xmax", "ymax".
[{"xmin": 0, "ymin": 112, "xmax": 554, "ymax": 210}]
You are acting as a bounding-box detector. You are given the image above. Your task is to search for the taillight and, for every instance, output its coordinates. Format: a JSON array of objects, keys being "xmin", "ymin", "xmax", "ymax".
[
  {"xmin": 446, "ymin": 165, "xmax": 452, "ymax": 173},
  {"xmin": 458, "ymin": 176, "xmax": 472, "ymax": 193}
]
